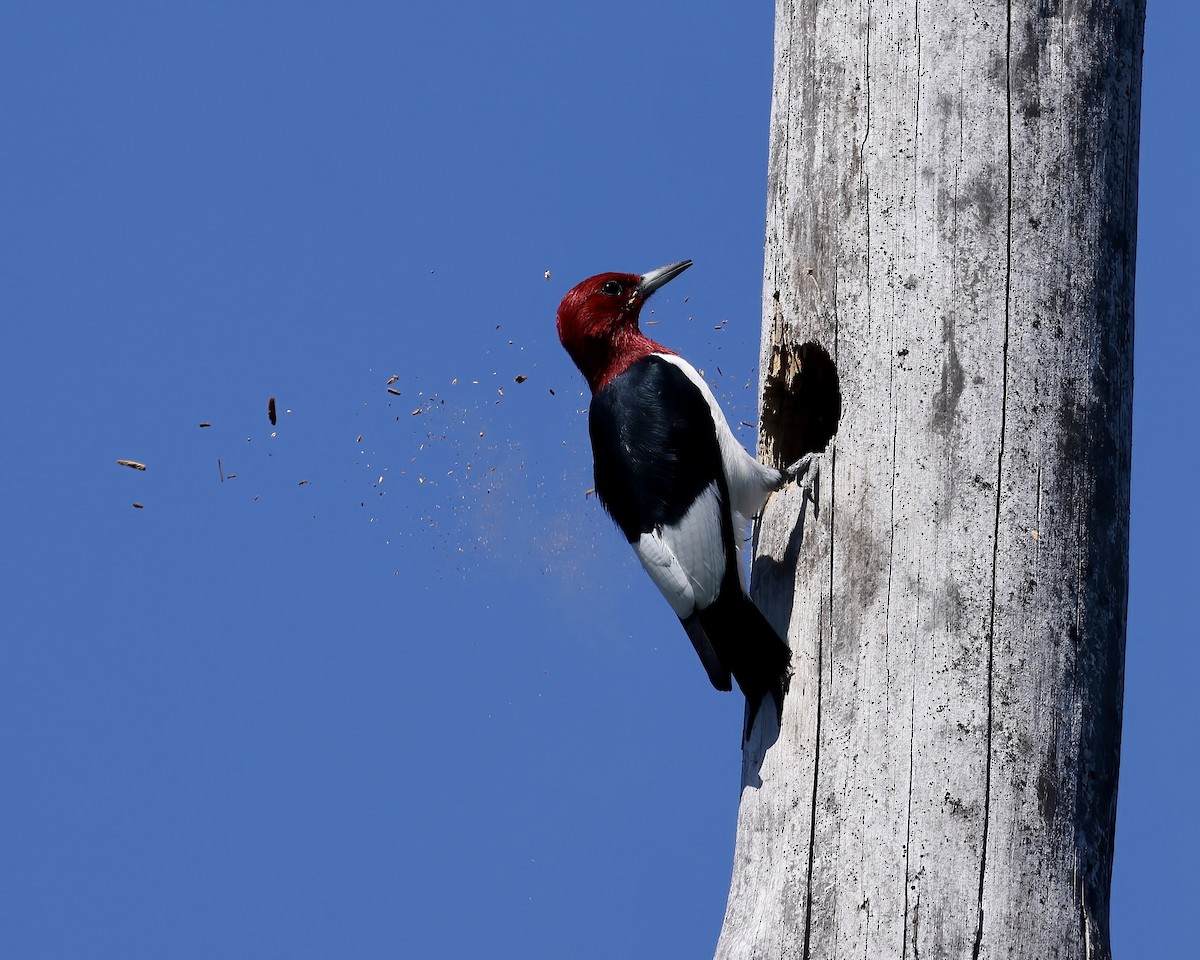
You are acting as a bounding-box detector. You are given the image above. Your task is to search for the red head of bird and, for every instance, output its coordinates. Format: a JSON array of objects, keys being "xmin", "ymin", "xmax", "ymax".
[{"xmin": 556, "ymin": 260, "xmax": 692, "ymax": 393}]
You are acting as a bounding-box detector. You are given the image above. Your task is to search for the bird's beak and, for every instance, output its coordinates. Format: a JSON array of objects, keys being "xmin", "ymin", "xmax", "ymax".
[{"xmin": 637, "ymin": 260, "xmax": 692, "ymax": 298}]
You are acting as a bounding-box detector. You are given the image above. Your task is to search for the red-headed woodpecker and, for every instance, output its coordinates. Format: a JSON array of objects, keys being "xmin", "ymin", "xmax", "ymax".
[{"xmin": 557, "ymin": 260, "xmax": 814, "ymax": 737}]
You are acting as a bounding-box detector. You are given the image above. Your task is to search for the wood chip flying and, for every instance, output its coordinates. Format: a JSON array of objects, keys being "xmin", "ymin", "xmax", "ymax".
[
  {"xmin": 387, "ymin": 387, "xmax": 402, "ymax": 396},
  {"xmin": 132, "ymin": 502, "xmax": 144, "ymax": 509},
  {"xmin": 387, "ymin": 375, "xmax": 399, "ymax": 385},
  {"xmin": 199, "ymin": 422, "xmax": 212, "ymax": 428},
  {"xmin": 515, "ymin": 375, "xmax": 527, "ymax": 384},
  {"xmin": 268, "ymin": 396, "xmax": 277, "ymax": 425},
  {"xmin": 117, "ymin": 460, "xmax": 147, "ymax": 471}
]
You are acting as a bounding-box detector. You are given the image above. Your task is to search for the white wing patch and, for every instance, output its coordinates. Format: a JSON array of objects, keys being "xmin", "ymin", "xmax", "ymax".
[
  {"xmin": 633, "ymin": 483, "xmax": 726, "ymax": 618},
  {"xmin": 652, "ymin": 353, "xmax": 782, "ymax": 520}
]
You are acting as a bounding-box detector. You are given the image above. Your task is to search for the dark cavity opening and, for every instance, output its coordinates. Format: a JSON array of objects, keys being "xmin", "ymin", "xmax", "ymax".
[{"xmin": 760, "ymin": 340, "xmax": 840, "ymax": 469}]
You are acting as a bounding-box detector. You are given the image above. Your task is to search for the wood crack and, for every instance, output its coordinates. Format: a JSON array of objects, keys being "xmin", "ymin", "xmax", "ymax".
[
  {"xmin": 902, "ymin": 678, "xmax": 918, "ymax": 958},
  {"xmin": 902, "ymin": 557, "xmax": 921, "ymax": 959},
  {"xmin": 802, "ymin": 442, "xmax": 833, "ymax": 960},
  {"xmin": 973, "ymin": 4, "xmax": 1015, "ymax": 957},
  {"xmin": 903, "ymin": 6, "xmax": 919, "ymax": 950},
  {"xmin": 862, "ymin": 2, "xmax": 873, "ymax": 339},
  {"xmin": 860, "ymin": 1, "xmax": 873, "ymax": 163}
]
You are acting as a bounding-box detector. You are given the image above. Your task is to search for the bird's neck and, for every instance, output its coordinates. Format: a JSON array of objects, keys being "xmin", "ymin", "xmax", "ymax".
[{"xmin": 569, "ymin": 325, "xmax": 671, "ymax": 393}]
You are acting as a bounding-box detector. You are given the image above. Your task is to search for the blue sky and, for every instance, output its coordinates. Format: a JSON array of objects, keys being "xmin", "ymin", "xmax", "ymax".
[{"xmin": 1, "ymin": 3, "xmax": 1194, "ymax": 957}]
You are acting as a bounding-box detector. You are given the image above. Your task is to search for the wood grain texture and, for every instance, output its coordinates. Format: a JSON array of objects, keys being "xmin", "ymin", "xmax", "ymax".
[{"xmin": 717, "ymin": 2, "xmax": 1144, "ymax": 958}]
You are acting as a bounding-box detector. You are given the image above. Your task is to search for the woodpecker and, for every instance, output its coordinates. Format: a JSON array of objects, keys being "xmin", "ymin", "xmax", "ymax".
[{"xmin": 557, "ymin": 260, "xmax": 814, "ymax": 737}]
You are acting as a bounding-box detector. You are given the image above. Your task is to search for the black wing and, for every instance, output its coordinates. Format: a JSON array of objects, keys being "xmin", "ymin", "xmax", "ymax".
[{"xmin": 588, "ymin": 355, "xmax": 724, "ymax": 543}]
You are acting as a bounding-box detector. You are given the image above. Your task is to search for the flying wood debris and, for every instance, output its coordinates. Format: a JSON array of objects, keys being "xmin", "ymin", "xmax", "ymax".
[
  {"xmin": 268, "ymin": 396, "xmax": 277, "ymax": 425},
  {"xmin": 132, "ymin": 502, "xmax": 144, "ymax": 509},
  {"xmin": 387, "ymin": 387, "xmax": 402, "ymax": 396},
  {"xmin": 298, "ymin": 479, "xmax": 310, "ymax": 486},
  {"xmin": 544, "ymin": 271, "xmax": 551, "ymax": 280},
  {"xmin": 515, "ymin": 375, "xmax": 527, "ymax": 384},
  {"xmin": 117, "ymin": 460, "xmax": 146, "ymax": 471},
  {"xmin": 387, "ymin": 375, "xmax": 399, "ymax": 385},
  {"xmin": 199, "ymin": 422, "xmax": 212, "ymax": 428},
  {"xmin": 217, "ymin": 458, "xmax": 224, "ymax": 482}
]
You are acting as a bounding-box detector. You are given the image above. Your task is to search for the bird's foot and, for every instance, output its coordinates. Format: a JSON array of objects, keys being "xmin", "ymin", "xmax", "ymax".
[
  {"xmin": 784, "ymin": 452, "xmax": 815, "ymax": 482},
  {"xmin": 784, "ymin": 453, "xmax": 820, "ymax": 506}
]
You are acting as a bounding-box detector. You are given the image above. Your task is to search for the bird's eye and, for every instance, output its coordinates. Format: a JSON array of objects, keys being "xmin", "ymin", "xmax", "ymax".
[{"xmin": 600, "ymin": 280, "xmax": 623, "ymax": 296}]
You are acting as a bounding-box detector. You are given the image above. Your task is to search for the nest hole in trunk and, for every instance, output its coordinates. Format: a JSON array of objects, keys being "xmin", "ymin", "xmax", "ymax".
[{"xmin": 761, "ymin": 340, "xmax": 841, "ymax": 468}]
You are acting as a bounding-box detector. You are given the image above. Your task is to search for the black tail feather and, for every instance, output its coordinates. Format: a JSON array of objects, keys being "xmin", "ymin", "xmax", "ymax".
[
  {"xmin": 681, "ymin": 614, "xmax": 733, "ymax": 692},
  {"xmin": 695, "ymin": 590, "xmax": 791, "ymax": 740}
]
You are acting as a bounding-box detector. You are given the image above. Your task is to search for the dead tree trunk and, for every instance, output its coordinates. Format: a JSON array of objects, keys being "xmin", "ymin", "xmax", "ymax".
[{"xmin": 718, "ymin": 2, "xmax": 1144, "ymax": 958}]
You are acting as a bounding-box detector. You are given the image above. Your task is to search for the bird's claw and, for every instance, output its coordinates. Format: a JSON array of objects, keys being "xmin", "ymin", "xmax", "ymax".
[
  {"xmin": 784, "ymin": 453, "xmax": 815, "ymax": 481},
  {"xmin": 784, "ymin": 453, "xmax": 820, "ymax": 506}
]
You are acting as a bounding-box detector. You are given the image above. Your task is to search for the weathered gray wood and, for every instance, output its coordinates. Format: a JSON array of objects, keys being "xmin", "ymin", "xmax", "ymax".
[{"xmin": 717, "ymin": 2, "xmax": 1144, "ymax": 958}]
